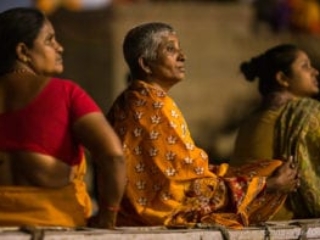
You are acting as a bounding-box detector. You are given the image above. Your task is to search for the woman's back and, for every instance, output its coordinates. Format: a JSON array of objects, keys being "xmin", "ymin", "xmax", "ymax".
[
  {"xmin": 231, "ymin": 108, "xmax": 282, "ymax": 166},
  {"xmin": 0, "ymin": 73, "xmax": 73, "ymax": 187}
]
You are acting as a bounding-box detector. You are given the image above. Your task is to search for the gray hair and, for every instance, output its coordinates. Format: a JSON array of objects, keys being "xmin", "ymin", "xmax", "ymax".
[{"xmin": 123, "ymin": 22, "xmax": 175, "ymax": 78}]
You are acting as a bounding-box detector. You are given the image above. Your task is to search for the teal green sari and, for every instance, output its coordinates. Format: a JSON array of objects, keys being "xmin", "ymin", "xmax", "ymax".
[{"xmin": 274, "ymin": 97, "xmax": 320, "ymax": 218}]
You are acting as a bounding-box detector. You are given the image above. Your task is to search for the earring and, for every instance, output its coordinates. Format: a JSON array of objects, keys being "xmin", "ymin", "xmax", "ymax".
[
  {"xmin": 22, "ymin": 57, "xmax": 28, "ymax": 62},
  {"xmin": 146, "ymin": 68, "xmax": 152, "ymax": 75}
]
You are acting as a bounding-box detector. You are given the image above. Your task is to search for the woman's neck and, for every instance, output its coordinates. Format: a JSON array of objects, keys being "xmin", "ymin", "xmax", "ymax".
[
  {"xmin": 262, "ymin": 91, "xmax": 297, "ymax": 110},
  {"xmin": 139, "ymin": 78, "xmax": 173, "ymax": 93}
]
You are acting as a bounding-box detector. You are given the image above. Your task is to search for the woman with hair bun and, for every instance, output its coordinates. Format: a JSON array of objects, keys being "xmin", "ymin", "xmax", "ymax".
[{"xmin": 231, "ymin": 44, "xmax": 320, "ymax": 220}]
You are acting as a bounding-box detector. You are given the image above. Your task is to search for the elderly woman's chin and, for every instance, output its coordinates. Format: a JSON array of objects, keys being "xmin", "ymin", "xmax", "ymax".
[{"xmin": 176, "ymin": 71, "xmax": 186, "ymax": 81}]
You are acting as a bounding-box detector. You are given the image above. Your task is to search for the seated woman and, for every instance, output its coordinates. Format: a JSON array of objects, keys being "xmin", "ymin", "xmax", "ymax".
[
  {"xmin": 231, "ymin": 44, "xmax": 320, "ymax": 220},
  {"xmin": 0, "ymin": 7, "xmax": 126, "ymax": 229},
  {"xmin": 107, "ymin": 22, "xmax": 299, "ymax": 229}
]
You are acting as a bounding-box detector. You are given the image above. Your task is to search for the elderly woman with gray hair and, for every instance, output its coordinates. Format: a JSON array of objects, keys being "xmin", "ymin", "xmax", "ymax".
[{"xmin": 107, "ymin": 22, "xmax": 298, "ymax": 229}]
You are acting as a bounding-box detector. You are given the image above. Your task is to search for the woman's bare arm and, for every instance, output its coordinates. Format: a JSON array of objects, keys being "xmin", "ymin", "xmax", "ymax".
[{"xmin": 73, "ymin": 112, "xmax": 126, "ymax": 229}]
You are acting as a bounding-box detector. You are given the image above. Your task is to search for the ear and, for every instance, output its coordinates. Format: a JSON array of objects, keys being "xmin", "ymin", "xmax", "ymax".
[
  {"xmin": 15, "ymin": 42, "xmax": 30, "ymax": 63},
  {"xmin": 138, "ymin": 57, "xmax": 152, "ymax": 75},
  {"xmin": 275, "ymin": 71, "xmax": 290, "ymax": 88}
]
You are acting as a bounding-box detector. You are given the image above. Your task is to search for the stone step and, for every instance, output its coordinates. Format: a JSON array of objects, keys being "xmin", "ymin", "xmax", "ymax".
[{"xmin": 2, "ymin": 219, "xmax": 320, "ymax": 240}]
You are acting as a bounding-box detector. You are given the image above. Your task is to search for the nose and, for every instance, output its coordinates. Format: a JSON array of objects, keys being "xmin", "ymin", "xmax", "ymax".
[
  {"xmin": 178, "ymin": 50, "xmax": 186, "ymax": 61},
  {"xmin": 55, "ymin": 40, "xmax": 64, "ymax": 53}
]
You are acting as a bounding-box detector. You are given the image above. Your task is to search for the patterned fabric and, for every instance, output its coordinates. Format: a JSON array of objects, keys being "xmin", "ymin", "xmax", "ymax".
[
  {"xmin": 107, "ymin": 80, "xmax": 287, "ymax": 229},
  {"xmin": 274, "ymin": 97, "xmax": 320, "ymax": 218}
]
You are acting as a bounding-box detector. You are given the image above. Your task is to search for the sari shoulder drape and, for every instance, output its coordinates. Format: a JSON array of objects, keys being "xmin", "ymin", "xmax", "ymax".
[{"xmin": 274, "ymin": 97, "xmax": 320, "ymax": 218}]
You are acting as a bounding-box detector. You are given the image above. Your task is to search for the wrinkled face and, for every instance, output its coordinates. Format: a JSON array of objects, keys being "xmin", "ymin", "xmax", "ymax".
[
  {"xmin": 26, "ymin": 19, "xmax": 64, "ymax": 76},
  {"xmin": 148, "ymin": 33, "xmax": 186, "ymax": 87},
  {"xmin": 287, "ymin": 50, "xmax": 319, "ymax": 97}
]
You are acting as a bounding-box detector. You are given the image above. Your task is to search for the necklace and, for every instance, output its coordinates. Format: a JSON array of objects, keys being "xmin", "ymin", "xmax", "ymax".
[{"xmin": 11, "ymin": 68, "xmax": 33, "ymax": 74}]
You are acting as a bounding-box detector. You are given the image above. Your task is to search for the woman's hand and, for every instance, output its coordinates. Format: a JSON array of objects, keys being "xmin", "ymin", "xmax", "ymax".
[{"xmin": 266, "ymin": 156, "xmax": 300, "ymax": 193}]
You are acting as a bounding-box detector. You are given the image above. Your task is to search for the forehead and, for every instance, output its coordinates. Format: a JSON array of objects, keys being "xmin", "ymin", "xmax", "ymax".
[
  {"xmin": 294, "ymin": 50, "xmax": 309, "ymax": 62},
  {"xmin": 158, "ymin": 32, "xmax": 179, "ymax": 45},
  {"xmin": 36, "ymin": 19, "xmax": 54, "ymax": 38}
]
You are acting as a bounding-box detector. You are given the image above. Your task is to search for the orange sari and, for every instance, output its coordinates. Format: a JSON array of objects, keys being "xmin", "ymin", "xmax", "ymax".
[
  {"xmin": 108, "ymin": 80, "xmax": 287, "ymax": 229},
  {"xmin": 0, "ymin": 158, "xmax": 92, "ymax": 227}
]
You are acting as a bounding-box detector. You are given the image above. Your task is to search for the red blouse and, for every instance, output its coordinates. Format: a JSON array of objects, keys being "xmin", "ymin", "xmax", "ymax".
[{"xmin": 0, "ymin": 78, "xmax": 100, "ymax": 166}]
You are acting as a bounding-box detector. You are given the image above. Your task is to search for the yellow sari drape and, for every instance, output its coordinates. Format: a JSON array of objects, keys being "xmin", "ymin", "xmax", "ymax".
[
  {"xmin": 0, "ymin": 157, "xmax": 92, "ymax": 227},
  {"xmin": 108, "ymin": 80, "xmax": 287, "ymax": 229}
]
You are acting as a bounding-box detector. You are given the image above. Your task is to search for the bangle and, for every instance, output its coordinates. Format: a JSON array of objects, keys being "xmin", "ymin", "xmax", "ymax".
[{"xmin": 105, "ymin": 205, "xmax": 121, "ymax": 212}]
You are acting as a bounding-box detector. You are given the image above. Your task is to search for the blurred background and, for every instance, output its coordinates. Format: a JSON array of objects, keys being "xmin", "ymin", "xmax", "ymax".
[{"xmin": 2, "ymin": 0, "xmax": 320, "ymax": 164}]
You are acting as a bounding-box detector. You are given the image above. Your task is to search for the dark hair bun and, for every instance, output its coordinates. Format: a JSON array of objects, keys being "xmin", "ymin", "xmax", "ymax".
[{"xmin": 240, "ymin": 55, "xmax": 265, "ymax": 82}]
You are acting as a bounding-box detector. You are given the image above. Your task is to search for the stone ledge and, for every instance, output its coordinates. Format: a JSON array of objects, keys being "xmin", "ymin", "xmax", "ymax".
[{"xmin": 1, "ymin": 219, "xmax": 320, "ymax": 240}]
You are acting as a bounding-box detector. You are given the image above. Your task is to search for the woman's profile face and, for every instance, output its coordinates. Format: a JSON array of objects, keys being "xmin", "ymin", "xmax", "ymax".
[
  {"xmin": 286, "ymin": 50, "xmax": 319, "ymax": 98},
  {"xmin": 25, "ymin": 19, "xmax": 64, "ymax": 76},
  {"xmin": 147, "ymin": 33, "xmax": 186, "ymax": 87}
]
